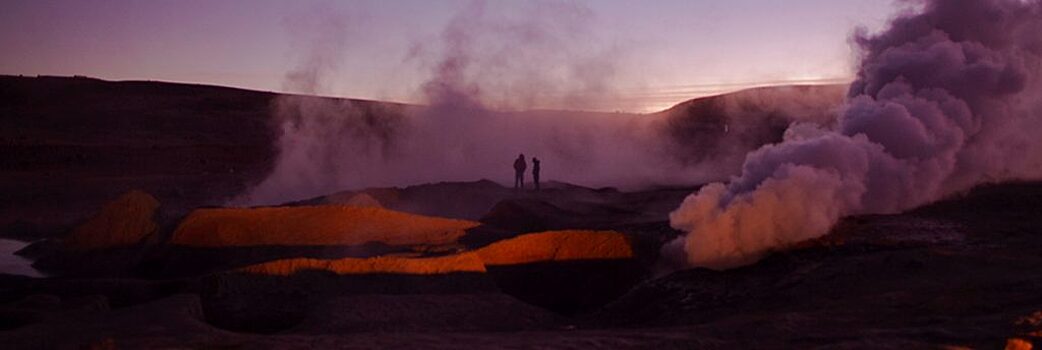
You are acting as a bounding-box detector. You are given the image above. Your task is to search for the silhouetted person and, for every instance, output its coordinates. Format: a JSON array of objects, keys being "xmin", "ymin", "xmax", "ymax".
[
  {"xmin": 532, "ymin": 157, "xmax": 541, "ymax": 191},
  {"xmin": 513, "ymin": 154, "xmax": 527, "ymax": 189}
]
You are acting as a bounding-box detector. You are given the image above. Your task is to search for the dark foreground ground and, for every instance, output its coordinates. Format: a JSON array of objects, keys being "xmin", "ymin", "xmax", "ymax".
[{"xmin": 0, "ymin": 181, "xmax": 1040, "ymax": 349}]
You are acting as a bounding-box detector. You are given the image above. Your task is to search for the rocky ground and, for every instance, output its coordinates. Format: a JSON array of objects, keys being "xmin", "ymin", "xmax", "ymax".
[
  {"xmin": 2, "ymin": 76, "xmax": 1039, "ymax": 348},
  {"xmin": 0, "ymin": 180, "xmax": 1039, "ymax": 349}
]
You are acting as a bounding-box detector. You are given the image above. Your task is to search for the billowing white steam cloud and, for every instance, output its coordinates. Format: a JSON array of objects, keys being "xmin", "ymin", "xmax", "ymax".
[
  {"xmin": 235, "ymin": 1, "xmax": 845, "ymax": 206},
  {"xmin": 236, "ymin": 1, "xmax": 661, "ymax": 205},
  {"xmin": 667, "ymin": 0, "xmax": 1042, "ymax": 269}
]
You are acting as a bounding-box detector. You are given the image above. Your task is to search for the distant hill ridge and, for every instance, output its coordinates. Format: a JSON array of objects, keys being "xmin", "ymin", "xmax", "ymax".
[{"xmin": 0, "ymin": 74, "xmax": 844, "ymax": 237}]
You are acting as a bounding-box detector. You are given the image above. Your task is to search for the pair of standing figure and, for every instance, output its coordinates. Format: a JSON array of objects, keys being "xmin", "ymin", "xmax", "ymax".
[{"xmin": 513, "ymin": 154, "xmax": 540, "ymax": 190}]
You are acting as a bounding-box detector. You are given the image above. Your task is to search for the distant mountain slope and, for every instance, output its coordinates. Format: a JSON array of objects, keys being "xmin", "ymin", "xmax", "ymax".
[
  {"xmin": 0, "ymin": 75, "xmax": 843, "ymax": 236},
  {"xmin": 650, "ymin": 84, "xmax": 847, "ymax": 166},
  {"xmin": 0, "ymin": 75, "xmax": 405, "ymax": 233}
]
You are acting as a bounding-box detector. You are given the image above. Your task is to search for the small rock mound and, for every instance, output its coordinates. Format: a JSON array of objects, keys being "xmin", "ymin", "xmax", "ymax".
[
  {"xmin": 64, "ymin": 190, "xmax": 159, "ymax": 250},
  {"xmin": 479, "ymin": 199, "xmax": 561, "ymax": 233},
  {"xmin": 341, "ymin": 193, "xmax": 382, "ymax": 208},
  {"xmin": 474, "ymin": 230, "xmax": 643, "ymax": 314},
  {"xmin": 319, "ymin": 191, "xmax": 389, "ymax": 208},
  {"xmin": 310, "ymin": 187, "xmax": 400, "ymax": 207},
  {"xmin": 170, "ymin": 205, "xmax": 479, "ymax": 247},
  {"xmin": 474, "ymin": 230, "xmax": 634, "ymax": 265},
  {"xmin": 239, "ymin": 253, "xmax": 487, "ymax": 276}
]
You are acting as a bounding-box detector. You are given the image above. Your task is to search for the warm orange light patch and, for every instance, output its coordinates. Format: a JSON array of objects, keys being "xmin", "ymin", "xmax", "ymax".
[
  {"xmin": 65, "ymin": 190, "xmax": 159, "ymax": 250},
  {"xmin": 170, "ymin": 205, "xmax": 479, "ymax": 247},
  {"xmin": 240, "ymin": 253, "xmax": 487, "ymax": 276},
  {"xmin": 1005, "ymin": 338, "xmax": 1033, "ymax": 350},
  {"xmin": 238, "ymin": 230, "xmax": 635, "ymax": 277},
  {"xmin": 474, "ymin": 230, "xmax": 634, "ymax": 265}
]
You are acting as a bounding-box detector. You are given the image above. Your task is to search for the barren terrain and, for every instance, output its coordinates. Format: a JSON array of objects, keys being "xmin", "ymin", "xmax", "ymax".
[{"xmin": 1, "ymin": 76, "xmax": 1039, "ymax": 349}]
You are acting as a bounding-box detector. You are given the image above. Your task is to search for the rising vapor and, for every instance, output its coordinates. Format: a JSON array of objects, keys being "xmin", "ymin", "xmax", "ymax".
[
  {"xmin": 235, "ymin": 1, "xmax": 846, "ymax": 206},
  {"xmin": 666, "ymin": 0, "xmax": 1042, "ymax": 269}
]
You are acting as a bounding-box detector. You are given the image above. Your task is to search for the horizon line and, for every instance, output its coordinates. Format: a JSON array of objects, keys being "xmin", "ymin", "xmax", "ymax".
[{"xmin": 2, "ymin": 73, "xmax": 852, "ymax": 114}]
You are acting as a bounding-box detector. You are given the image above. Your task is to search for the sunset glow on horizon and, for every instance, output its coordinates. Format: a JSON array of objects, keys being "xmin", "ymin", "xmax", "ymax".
[{"xmin": 0, "ymin": 0, "xmax": 895, "ymax": 112}]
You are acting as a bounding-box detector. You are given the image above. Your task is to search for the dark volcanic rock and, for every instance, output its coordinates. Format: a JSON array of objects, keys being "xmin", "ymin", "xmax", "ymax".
[
  {"xmin": 0, "ymin": 221, "xmax": 66, "ymax": 241},
  {"xmin": 27, "ymin": 191, "xmax": 164, "ymax": 277},
  {"xmin": 12, "ymin": 239, "xmax": 59, "ymax": 260},
  {"xmin": 0, "ymin": 277, "xmax": 188, "ymax": 308},
  {"xmin": 592, "ymin": 182, "xmax": 1042, "ymax": 348},
  {"xmin": 0, "ymin": 294, "xmax": 214, "ymax": 349},
  {"xmin": 145, "ymin": 243, "xmax": 407, "ymax": 278},
  {"xmin": 486, "ymin": 259, "xmax": 645, "ymax": 315},
  {"xmin": 63, "ymin": 190, "xmax": 160, "ymax": 251},
  {"xmin": 25, "ymin": 191, "xmax": 164, "ymax": 277},
  {"xmin": 387, "ymin": 180, "xmax": 514, "ymax": 220},
  {"xmin": 199, "ymin": 270, "xmax": 497, "ymax": 333},
  {"xmin": 299, "ymin": 179, "xmax": 514, "ymax": 221},
  {"xmin": 478, "ymin": 185, "xmax": 693, "ymax": 233},
  {"xmin": 293, "ymin": 294, "xmax": 566, "ymax": 333},
  {"xmin": 32, "ymin": 246, "xmax": 152, "ymax": 277},
  {"xmin": 479, "ymin": 198, "xmax": 563, "ymax": 233},
  {"xmin": 470, "ymin": 230, "xmax": 648, "ymax": 314},
  {"xmin": 304, "ymin": 180, "xmax": 695, "ymax": 230}
]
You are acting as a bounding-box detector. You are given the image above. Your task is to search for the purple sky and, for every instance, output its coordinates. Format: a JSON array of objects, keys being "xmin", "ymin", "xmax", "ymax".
[{"xmin": 0, "ymin": 0, "xmax": 897, "ymax": 112}]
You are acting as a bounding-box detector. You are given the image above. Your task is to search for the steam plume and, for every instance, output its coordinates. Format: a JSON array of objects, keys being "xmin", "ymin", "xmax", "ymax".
[
  {"xmin": 666, "ymin": 0, "xmax": 1042, "ymax": 269},
  {"xmin": 235, "ymin": 1, "xmax": 849, "ymax": 206},
  {"xmin": 230, "ymin": 5, "xmax": 392, "ymax": 205}
]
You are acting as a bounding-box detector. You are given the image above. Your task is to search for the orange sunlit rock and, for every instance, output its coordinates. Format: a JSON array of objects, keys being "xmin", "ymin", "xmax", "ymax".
[
  {"xmin": 341, "ymin": 193, "xmax": 382, "ymax": 208},
  {"xmin": 1006, "ymin": 338, "xmax": 1033, "ymax": 350},
  {"xmin": 170, "ymin": 205, "xmax": 479, "ymax": 247},
  {"xmin": 235, "ymin": 230, "xmax": 634, "ymax": 277},
  {"xmin": 323, "ymin": 188, "xmax": 400, "ymax": 207},
  {"xmin": 240, "ymin": 253, "xmax": 487, "ymax": 275},
  {"xmin": 474, "ymin": 230, "xmax": 634, "ymax": 265},
  {"xmin": 237, "ymin": 230, "xmax": 634, "ymax": 277},
  {"xmin": 64, "ymin": 190, "xmax": 159, "ymax": 250}
]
